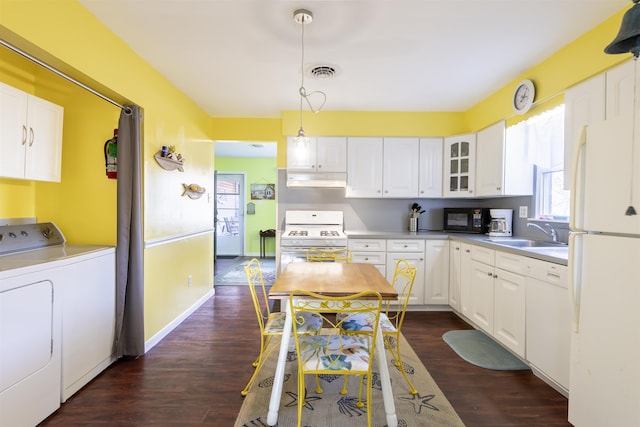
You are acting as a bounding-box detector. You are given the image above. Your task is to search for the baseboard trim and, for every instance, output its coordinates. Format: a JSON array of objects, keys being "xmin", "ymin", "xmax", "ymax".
[{"xmin": 144, "ymin": 288, "xmax": 215, "ymax": 353}]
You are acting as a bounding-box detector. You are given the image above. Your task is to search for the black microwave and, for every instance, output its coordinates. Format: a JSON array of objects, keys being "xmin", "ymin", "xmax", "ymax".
[{"xmin": 443, "ymin": 208, "xmax": 491, "ymax": 234}]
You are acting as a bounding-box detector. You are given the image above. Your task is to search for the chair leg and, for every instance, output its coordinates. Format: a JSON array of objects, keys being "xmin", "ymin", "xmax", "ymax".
[
  {"xmin": 251, "ymin": 335, "xmax": 271, "ymax": 368},
  {"xmin": 386, "ymin": 333, "xmax": 417, "ymax": 395},
  {"xmin": 315, "ymin": 374, "xmax": 323, "ymax": 393},
  {"xmin": 340, "ymin": 374, "xmax": 348, "ymax": 395},
  {"xmin": 297, "ymin": 373, "xmax": 305, "ymax": 427},
  {"xmin": 356, "ymin": 374, "xmax": 365, "ymax": 408},
  {"xmin": 241, "ymin": 336, "xmax": 274, "ymax": 396}
]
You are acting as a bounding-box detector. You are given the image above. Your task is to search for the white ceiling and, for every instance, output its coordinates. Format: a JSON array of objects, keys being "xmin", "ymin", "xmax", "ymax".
[
  {"xmin": 78, "ymin": 0, "xmax": 628, "ymax": 119},
  {"xmin": 215, "ymin": 140, "xmax": 277, "ymax": 158}
]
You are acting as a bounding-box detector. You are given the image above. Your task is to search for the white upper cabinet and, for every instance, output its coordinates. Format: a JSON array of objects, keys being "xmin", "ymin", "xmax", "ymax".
[
  {"xmin": 605, "ymin": 59, "xmax": 635, "ymax": 121},
  {"xmin": 443, "ymin": 133, "xmax": 476, "ymax": 197},
  {"xmin": 476, "ymin": 120, "xmax": 532, "ymax": 197},
  {"xmin": 286, "ymin": 136, "xmax": 346, "ymax": 172},
  {"xmin": 346, "ymin": 137, "xmax": 384, "ymax": 197},
  {"xmin": 418, "ymin": 137, "xmax": 443, "ymax": 197},
  {"xmin": 0, "ymin": 82, "xmax": 64, "ymax": 182},
  {"xmin": 346, "ymin": 137, "xmax": 419, "ymax": 198},
  {"xmin": 382, "ymin": 137, "xmax": 419, "ymax": 198}
]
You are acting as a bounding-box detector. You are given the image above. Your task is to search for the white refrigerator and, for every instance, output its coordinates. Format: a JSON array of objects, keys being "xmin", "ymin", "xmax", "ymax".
[{"xmin": 568, "ymin": 115, "xmax": 640, "ymax": 427}]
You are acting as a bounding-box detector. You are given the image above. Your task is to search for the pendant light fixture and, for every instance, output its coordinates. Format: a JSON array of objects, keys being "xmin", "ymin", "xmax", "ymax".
[
  {"xmin": 293, "ymin": 8, "xmax": 326, "ymax": 147},
  {"xmin": 604, "ymin": 0, "xmax": 640, "ymax": 216}
]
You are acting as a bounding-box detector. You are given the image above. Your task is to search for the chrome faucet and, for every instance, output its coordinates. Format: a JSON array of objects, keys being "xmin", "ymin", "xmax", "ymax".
[{"xmin": 527, "ymin": 223, "xmax": 558, "ymax": 242}]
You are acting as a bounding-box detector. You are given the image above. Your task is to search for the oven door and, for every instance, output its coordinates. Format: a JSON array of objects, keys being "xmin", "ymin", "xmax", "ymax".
[
  {"xmin": 279, "ymin": 246, "xmax": 347, "ymax": 275},
  {"xmin": 279, "ymin": 248, "xmax": 308, "ymax": 275}
]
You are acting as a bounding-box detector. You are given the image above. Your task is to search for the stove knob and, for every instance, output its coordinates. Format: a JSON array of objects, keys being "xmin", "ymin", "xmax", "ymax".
[
  {"xmin": 8, "ymin": 232, "xmax": 16, "ymax": 239},
  {"xmin": 0, "ymin": 234, "xmax": 3, "ymax": 242},
  {"xmin": 41, "ymin": 226, "xmax": 52, "ymax": 239},
  {"xmin": 21, "ymin": 231, "xmax": 28, "ymax": 237}
]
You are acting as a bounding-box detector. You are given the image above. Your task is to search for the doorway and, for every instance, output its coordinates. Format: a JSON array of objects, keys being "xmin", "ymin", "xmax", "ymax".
[{"xmin": 215, "ymin": 173, "xmax": 245, "ymax": 256}]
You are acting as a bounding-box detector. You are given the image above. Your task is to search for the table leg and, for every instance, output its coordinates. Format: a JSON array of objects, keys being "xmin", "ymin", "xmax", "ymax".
[
  {"xmin": 267, "ymin": 301, "xmax": 291, "ymax": 426},
  {"xmin": 376, "ymin": 326, "xmax": 398, "ymax": 427}
]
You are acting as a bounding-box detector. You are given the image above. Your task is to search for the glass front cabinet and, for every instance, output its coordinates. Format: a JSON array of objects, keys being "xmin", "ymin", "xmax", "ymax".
[{"xmin": 443, "ymin": 133, "xmax": 476, "ymax": 197}]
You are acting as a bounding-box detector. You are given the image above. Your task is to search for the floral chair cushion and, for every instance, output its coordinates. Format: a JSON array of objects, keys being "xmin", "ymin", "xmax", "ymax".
[
  {"xmin": 337, "ymin": 312, "xmax": 397, "ymax": 333},
  {"xmin": 295, "ymin": 334, "xmax": 373, "ymax": 373},
  {"xmin": 265, "ymin": 311, "xmax": 323, "ymax": 334}
]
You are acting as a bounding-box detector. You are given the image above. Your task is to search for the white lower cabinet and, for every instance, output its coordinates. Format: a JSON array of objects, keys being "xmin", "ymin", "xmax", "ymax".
[
  {"xmin": 448, "ymin": 241, "xmax": 462, "ymax": 311},
  {"xmin": 349, "ymin": 238, "xmax": 386, "ymax": 276},
  {"xmin": 493, "ymin": 252, "xmax": 527, "ymax": 357},
  {"xmin": 526, "ymin": 258, "xmax": 570, "ymax": 393},
  {"xmin": 460, "ymin": 243, "xmax": 527, "ymax": 357},
  {"xmin": 386, "ymin": 239, "xmax": 425, "ymax": 306},
  {"xmin": 424, "ymin": 240, "xmax": 449, "ymax": 305}
]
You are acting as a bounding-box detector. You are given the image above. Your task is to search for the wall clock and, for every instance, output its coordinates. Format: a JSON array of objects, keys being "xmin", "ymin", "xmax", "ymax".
[{"xmin": 512, "ymin": 79, "xmax": 535, "ymax": 114}]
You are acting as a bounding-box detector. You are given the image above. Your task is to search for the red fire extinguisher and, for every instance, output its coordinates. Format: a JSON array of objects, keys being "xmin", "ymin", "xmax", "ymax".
[{"xmin": 104, "ymin": 129, "xmax": 118, "ymax": 179}]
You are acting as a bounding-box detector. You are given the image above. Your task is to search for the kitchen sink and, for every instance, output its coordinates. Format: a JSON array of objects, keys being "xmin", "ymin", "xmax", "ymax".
[
  {"xmin": 520, "ymin": 246, "xmax": 569, "ymax": 256},
  {"xmin": 484, "ymin": 238, "xmax": 567, "ymax": 248}
]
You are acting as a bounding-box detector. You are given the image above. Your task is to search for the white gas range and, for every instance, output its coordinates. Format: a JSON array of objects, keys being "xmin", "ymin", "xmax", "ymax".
[{"xmin": 279, "ymin": 210, "xmax": 347, "ymax": 274}]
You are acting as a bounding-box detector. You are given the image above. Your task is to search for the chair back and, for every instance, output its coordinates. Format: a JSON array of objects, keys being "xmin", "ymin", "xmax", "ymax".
[
  {"xmin": 386, "ymin": 259, "xmax": 417, "ymax": 331},
  {"xmin": 244, "ymin": 258, "xmax": 270, "ymax": 333},
  {"xmin": 289, "ymin": 290, "xmax": 382, "ymax": 371},
  {"xmin": 306, "ymin": 247, "xmax": 353, "ymax": 263}
]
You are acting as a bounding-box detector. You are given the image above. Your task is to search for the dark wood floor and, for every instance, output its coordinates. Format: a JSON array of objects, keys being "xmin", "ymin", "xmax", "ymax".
[{"xmin": 40, "ymin": 285, "xmax": 570, "ymax": 426}]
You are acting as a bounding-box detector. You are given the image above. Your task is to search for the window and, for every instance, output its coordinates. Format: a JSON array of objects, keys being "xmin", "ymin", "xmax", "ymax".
[{"xmin": 507, "ymin": 105, "xmax": 569, "ymax": 221}]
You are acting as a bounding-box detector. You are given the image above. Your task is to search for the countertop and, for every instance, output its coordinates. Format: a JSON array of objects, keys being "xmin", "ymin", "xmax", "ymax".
[{"xmin": 345, "ymin": 230, "xmax": 568, "ymax": 265}]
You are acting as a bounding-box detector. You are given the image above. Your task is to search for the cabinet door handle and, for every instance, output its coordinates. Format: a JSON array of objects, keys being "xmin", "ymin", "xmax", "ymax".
[
  {"xmin": 317, "ymin": 164, "xmax": 321, "ymax": 168},
  {"xmin": 493, "ymin": 274, "xmax": 498, "ymax": 278},
  {"xmin": 547, "ymin": 272, "xmax": 561, "ymax": 278},
  {"xmin": 29, "ymin": 128, "xmax": 34, "ymax": 147},
  {"xmin": 455, "ymin": 247, "xmax": 460, "ymax": 251},
  {"xmin": 22, "ymin": 125, "xmax": 27, "ymax": 145},
  {"xmin": 465, "ymin": 249, "xmax": 470, "ymax": 253},
  {"xmin": 487, "ymin": 272, "xmax": 493, "ymax": 277}
]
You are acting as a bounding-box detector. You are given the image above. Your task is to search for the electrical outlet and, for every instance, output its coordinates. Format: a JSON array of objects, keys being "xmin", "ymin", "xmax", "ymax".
[
  {"xmin": 188, "ymin": 275, "xmax": 192, "ymax": 287},
  {"xmin": 519, "ymin": 206, "xmax": 528, "ymax": 219}
]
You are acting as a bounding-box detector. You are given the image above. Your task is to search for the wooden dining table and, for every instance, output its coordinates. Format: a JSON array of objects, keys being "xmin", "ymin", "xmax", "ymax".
[{"xmin": 266, "ymin": 262, "xmax": 399, "ymax": 427}]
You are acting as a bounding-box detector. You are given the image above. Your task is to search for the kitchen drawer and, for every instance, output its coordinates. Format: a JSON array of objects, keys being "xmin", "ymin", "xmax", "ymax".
[
  {"xmin": 348, "ymin": 239, "xmax": 386, "ymax": 252},
  {"xmin": 495, "ymin": 251, "xmax": 527, "ymax": 275},
  {"xmin": 387, "ymin": 239, "xmax": 425, "ymax": 252},
  {"xmin": 352, "ymin": 251, "xmax": 386, "ymax": 265},
  {"xmin": 471, "ymin": 245, "xmax": 495, "ymax": 265},
  {"xmin": 527, "ymin": 258, "xmax": 568, "ymax": 288}
]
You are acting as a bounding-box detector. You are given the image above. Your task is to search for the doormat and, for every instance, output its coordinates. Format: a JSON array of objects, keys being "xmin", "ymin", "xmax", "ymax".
[
  {"xmin": 235, "ymin": 333, "xmax": 465, "ymax": 427},
  {"xmin": 442, "ymin": 330, "xmax": 530, "ymax": 371},
  {"xmin": 216, "ymin": 258, "xmax": 276, "ymax": 286}
]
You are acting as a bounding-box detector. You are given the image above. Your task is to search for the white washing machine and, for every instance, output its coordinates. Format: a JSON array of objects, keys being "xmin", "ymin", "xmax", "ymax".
[{"xmin": 0, "ymin": 222, "xmax": 115, "ymax": 427}]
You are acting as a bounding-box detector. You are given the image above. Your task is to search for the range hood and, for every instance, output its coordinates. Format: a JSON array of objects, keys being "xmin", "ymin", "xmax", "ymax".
[{"xmin": 286, "ymin": 172, "xmax": 347, "ymax": 188}]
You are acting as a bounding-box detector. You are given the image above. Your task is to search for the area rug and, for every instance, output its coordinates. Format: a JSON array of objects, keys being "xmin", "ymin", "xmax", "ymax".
[
  {"xmin": 235, "ymin": 334, "xmax": 465, "ymax": 427},
  {"xmin": 442, "ymin": 330, "xmax": 529, "ymax": 371},
  {"xmin": 216, "ymin": 258, "xmax": 276, "ymax": 285}
]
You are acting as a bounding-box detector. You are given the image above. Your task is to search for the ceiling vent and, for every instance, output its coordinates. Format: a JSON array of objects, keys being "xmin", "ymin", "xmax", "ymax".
[{"xmin": 309, "ymin": 65, "xmax": 336, "ymax": 80}]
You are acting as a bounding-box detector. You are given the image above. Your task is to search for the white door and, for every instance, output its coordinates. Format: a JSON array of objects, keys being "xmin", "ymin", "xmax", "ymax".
[
  {"xmin": 382, "ymin": 137, "xmax": 419, "ymax": 197},
  {"xmin": 568, "ymin": 233, "xmax": 640, "ymax": 427},
  {"xmin": 419, "ymin": 137, "xmax": 443, "ymax": 197},
  {"xmin": 582, "ymin": 116, "xmax": 640, "ymax": 234},
  {"xmin": 215, "ymin": 173, "xmax": 244, "ymax": 256},
  {"xmin": 346, "ymin": 137, "xmax": 383, "ymax": 197}
]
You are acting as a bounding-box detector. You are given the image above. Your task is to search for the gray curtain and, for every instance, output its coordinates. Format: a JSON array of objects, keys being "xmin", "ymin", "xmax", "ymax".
[{"xmin": 114, "ymin": 105, "xmax": 145, "ymax": 357}]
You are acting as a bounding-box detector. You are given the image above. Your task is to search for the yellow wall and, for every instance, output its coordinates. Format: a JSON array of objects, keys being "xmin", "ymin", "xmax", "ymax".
[
  {"xmin": 465, "ymin": 7, "xmax": 631, "ymax": 130},
  {"xmin": 0, "ymin": 0, "xmax": 631, "ymax": 343},
  {"xmin": 0, "ymin": 0, "xmax": 215, "ymax": 339}
]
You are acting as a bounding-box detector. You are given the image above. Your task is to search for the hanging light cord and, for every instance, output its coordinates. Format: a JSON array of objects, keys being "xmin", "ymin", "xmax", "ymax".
[
  {"xmin": 627, "ymin": 56, "xmax": 638, "ymax": 216},
  {"xmin": 298, "ymin": 13, "xmax": 326, "ymax": 116}
]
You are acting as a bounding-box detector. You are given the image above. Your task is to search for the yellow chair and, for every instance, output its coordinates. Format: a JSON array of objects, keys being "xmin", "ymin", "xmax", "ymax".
[
  {"xmin": 240, "ymin": 258, "xmax": 322, "ymax": 396},
  {"xmin": 306, "ymin": 247, "xmax": 353, "ymax": 263},
  {"xmin": 289, "ymin": 290, "xmax": 382, "ymax": 427},
  {"xmin": 339, "ymin": 259, "xmax": 419, "ymax": 394}
]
